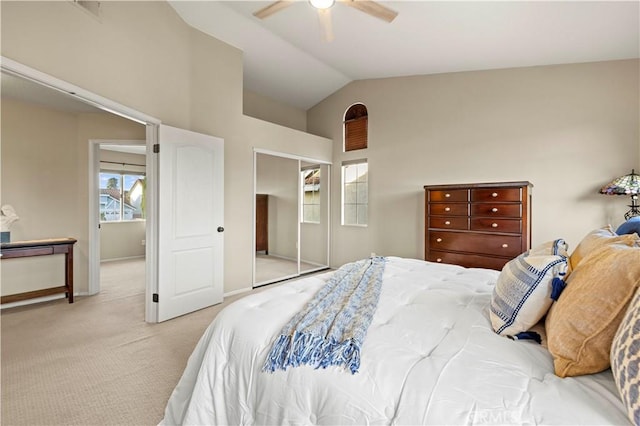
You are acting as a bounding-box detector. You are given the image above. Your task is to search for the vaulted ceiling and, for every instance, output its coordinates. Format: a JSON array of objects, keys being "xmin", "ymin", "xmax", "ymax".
[{"xmin": 169, "ymin": 1, "xmax": 640, "ymax": 110}]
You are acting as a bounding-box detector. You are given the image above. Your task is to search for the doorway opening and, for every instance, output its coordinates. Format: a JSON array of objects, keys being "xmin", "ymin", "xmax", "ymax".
[
  {"xmin": 90, "ymin": 140, "xmax": 147, "ymax": 302},
  {"xmin": 1, "ymin": 57, "xmax": 162, "ymax": 322}
]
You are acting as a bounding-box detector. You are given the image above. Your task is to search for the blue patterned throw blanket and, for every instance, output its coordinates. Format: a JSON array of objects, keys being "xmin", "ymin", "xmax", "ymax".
[{"xmin": 262, "ymin": 256, "xmax": 387, "ymax": 374}]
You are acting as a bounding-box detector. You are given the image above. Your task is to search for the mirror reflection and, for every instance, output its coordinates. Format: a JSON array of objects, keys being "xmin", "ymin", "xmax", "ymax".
[
  {"xmin": 300, "ymin": 161, "xmax": 330, "ymax": 274},
  {"xmin": 254, "ymin": 152, "xmax": 330, "ymax": 286}
]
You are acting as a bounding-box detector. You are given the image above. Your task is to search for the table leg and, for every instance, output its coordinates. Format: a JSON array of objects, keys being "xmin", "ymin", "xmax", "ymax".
[{"xmin": 66, "ymin": 246, "xmax": 74, "ymax": 303}]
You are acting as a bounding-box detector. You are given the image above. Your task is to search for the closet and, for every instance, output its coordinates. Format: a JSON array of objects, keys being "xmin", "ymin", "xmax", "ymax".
[{"xmin": 254, "ymin": 151, "xmax": 330, "ymax": 286}]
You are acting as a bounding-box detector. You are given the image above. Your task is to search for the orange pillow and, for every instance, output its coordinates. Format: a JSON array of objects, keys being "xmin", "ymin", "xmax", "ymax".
[
  {"xmin": 569, "ymin": 225, "xmax": 639, "ymax": 269},
  {"xmin": 546, "ymin": 243, "xmax": 640, "ymax": 377}
]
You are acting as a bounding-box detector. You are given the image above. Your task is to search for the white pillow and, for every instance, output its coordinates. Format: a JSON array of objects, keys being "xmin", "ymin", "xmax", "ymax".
[{"xmin": 490, "ymin": 239, "xmax": 569, "ymax": 338}]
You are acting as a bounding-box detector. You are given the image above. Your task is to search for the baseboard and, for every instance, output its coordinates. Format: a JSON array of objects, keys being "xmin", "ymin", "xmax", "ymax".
[
  {"xmin": 1, "ymin": 293, "xmax": 67, "ymax": 309},
  {"xmin": 101, "ymin": 255, "xmax": 145, "ymax": 263},
  {"xmin": 0, "ymin": 291, "xmax": 93, "ymax": 310},
  {"xmin": 224, "ymin": 287, "xmax": 252, "ymax": 298}
]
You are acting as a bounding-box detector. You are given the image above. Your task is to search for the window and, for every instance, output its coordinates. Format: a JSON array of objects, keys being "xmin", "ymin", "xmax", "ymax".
[
  {"xmin": 99, "ymin": 171, "xmax": 146, "ymax": 221},
  {"xmin": 342, "ymin": 161, "xmax": 368, "ymax": 226},
  {"xmin": 301, "ymin": 167, "xmax": 321, "ymax": 223},
  {"xmin": 344, "ymin": 103, "xmax": 368, "ymax": 152}
]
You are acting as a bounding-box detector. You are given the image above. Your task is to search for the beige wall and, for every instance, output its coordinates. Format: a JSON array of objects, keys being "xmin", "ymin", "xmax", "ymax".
[
  {"xmin": 100, "ymin": 221, "xmax": 146, "ymax": 261},
  {"xmin": 1, "ymin": 98, "xmax": 145, "ymax": 296},
  {"xmin": 243, "ymin": 90, "xmax": 307, "ymax": 132},
  {"xmin": 100, "ymin": 149, "xmax": 145, "ymax": 168},
  {"xmin": 1, "ymin": 1, "xmax": 191, "ymax": 128},
  {"xmin": 308, "ymin": 60, "xmax": 640, "ymax": 266},
  {"xmin": 1, "ymin": 1, "xmax": 332, "ymax": 297}
]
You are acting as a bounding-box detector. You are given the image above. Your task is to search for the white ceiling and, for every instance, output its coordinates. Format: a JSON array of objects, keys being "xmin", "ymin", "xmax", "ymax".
[{"xmin": 169, "ymin": 0, "xmax": 640, "ymax": 110}]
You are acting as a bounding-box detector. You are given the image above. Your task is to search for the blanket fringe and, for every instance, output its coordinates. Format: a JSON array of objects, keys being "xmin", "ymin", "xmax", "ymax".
[{"xmin": 263, "ymin": 332, "xmax": 361, "ymax": 374}]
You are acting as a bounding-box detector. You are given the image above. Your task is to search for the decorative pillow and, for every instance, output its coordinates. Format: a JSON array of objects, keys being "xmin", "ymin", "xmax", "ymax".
[
  {"xmin": 546, "ymin": 243, "xmax": 640, "ymax": 377},
  {"xmin": 490, "ymin": 239, "xmax": 569, "ymax": 338},
  {"xmin": 611, "ymin": 287, "xmax": 640, "ymax": 426},
  {"xmin": 569, "ymin": 225, "xmax": 638, "ymax": 270},
  {"xmin": 616, "ymin": 216, "xmax": 640, "ymax": 236}
]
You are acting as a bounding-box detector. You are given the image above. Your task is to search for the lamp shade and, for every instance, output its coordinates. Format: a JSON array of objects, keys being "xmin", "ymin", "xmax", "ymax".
[
  {"xmin": 600, "ymin": 169, "xmax": 640, "ymax": 220},
  {"xmin": 599, "ymin": 169, "xmax": 639, "ymax": 195}
]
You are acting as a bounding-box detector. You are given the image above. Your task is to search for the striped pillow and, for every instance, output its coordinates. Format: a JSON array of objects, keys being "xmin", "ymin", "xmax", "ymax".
[
  {"xmin": 490, "ymin": 239, "xmax": 569, "ymax": 338},
  {"xmin": 611, "ymin": 288, "xmax": 640, "ymax": 426}
]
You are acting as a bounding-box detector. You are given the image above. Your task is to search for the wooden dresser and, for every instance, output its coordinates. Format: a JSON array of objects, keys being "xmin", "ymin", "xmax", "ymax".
[{"xmin": 424, "ymin": 181, "xmax": 532, "ymax": 270}]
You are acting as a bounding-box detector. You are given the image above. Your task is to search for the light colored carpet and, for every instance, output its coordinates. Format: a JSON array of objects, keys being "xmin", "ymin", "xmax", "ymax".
[{"xmin": 0, "ymin": 258, "xmax": 257, "ymax": 426}]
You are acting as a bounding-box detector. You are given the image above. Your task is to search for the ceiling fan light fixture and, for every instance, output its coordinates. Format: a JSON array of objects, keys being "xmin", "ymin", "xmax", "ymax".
[{"xmin": 309, "ymin": 0, "xmax": 335, "ymax": 10}]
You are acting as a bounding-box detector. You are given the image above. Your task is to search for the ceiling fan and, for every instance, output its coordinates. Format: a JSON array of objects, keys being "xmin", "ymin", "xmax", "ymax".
[{"xmin": 253, "ymin": 0, "xmax": 398, "ymax": 42}]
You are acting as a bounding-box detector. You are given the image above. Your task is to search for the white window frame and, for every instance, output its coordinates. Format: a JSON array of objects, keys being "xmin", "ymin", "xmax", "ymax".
[
  {"xmin": 301, "ymin": 166, "xmax": 321, "ymax": 224},
  {"xmin": 341, "ymin": 159, "xmax": 368, "ymax": 227},
  {"xmin": 99, "ymin": 170, "xmax": 146, "ymax": 222}
]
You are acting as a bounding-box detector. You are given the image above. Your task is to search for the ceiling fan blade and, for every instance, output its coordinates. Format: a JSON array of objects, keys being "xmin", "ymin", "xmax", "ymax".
[
  {"xmin": 253, "ymin": 0, "xmax": 294, "ymax": 19},
  {"xmin": 317, "ymin": 8, "xmax": 334, "ymax": 42},
  {"xmin": 340, "ymin": 0, "xmax": 397, "ymax": 23}
]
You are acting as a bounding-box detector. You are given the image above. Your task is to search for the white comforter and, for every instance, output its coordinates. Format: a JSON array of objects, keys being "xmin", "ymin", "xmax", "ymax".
[{"xmin": 161, "ymin": 257, "xmax": 629, "ymax": 425}]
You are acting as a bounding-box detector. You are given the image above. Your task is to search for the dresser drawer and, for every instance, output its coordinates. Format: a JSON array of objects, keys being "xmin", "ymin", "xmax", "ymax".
[
  {"xmin": 429, "ymin": 231, "xmax": 522, "ymax": 257},
  {"xmin": 471, "ymin": 188, "xmax": 521, "ymax": 202},
  {"xmin": 429, "ymin": 189, "xmax": 468, "ymax": 202},
  {"xmin": 429, "ymin": 217, "xmax": 468, "ymax": 230},
  {"xmin": 470, "ymin": 218, "xmax": 522, "ymax": 233},
  {"xmin": 427, "ymin": 250, "xmax": 510, "ymax": 271},
  {"xmin": 429, "ymin": 203, "xmax": 468, "ymax": 216},
  {"xmin": 470, "ymin": 203, "xmax": 521, "ymax": 218}
]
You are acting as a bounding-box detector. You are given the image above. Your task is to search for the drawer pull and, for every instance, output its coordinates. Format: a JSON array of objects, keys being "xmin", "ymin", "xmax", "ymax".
[
  {"xmin": 492, "ymin": 223, "xmax": 498, "ymax": 228},
  {"xmin": 436, "ymin": 258, "xmax": 442, "ymax": 263},
  {"xmin": 444, "ymin": 207, "xmax": 451, "ymax": 212},
  {"xmin": 445, "ymin": 221, "xmax": 451, "ymax": 225},
  {"xmin": 445, "ymin": 193, "xmax": 451, "ymax": 198},
  {"xmin": 491, "ymin": 208, "xmax": 498, "ymax": 213},
  {"xmin": 492, "ymin": 192, "xmax": 498, "ymax": 198},
  {"xmin": 436, "ymin": 238, "xmax": 443, "ymax": 243},
  {"xmin": 502, "ymin": 243, "xmax": 509, "ymax": 248}
]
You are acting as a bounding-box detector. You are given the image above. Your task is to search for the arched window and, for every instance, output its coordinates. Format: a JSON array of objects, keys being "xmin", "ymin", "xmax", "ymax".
[{"xmin": 344, "ymin": 103, "xmax": 368, "ymax": 152}]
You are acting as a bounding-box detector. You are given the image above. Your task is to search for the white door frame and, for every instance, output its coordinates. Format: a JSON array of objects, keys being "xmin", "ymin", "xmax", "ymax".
[
  {"xmin": 1, "ymin": 57, "xmax": 162, "ymax": 323},
  {"xmin": 88, "ymin": 139, "xmax": 146, "ymax": 294}
]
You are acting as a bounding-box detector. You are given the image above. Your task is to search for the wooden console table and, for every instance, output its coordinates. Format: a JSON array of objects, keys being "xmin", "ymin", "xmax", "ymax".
[{"xmin": 1, "ymin": 238, "xmax": 77, "ymax": 304}]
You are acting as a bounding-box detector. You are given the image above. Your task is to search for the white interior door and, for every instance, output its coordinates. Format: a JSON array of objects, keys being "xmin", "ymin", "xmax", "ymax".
[{"xmin": 157, "ymin": 125, "xmax": 224, "ymax": 322}]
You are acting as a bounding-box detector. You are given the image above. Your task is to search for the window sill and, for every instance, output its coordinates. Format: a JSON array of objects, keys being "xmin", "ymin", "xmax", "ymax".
[{"xmin": 100, "ymin": 219, "xmax": 146, "ymax": 224}]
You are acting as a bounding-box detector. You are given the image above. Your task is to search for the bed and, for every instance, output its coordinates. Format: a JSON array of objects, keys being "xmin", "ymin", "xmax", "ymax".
[{"xmin": 161, "ymin": 228, "xmax": 639, "ymax": 425}]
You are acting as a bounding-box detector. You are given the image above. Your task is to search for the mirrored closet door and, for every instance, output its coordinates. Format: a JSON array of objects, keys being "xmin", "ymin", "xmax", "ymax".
[{"xmin": 254, "ymin": 151, "xmax": 330, "ymax": 286}]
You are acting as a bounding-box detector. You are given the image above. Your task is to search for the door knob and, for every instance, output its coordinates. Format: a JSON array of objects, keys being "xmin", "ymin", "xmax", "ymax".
[{"xmin": 217, "ymin": 226, "xmax": 224, "ymax": 232}]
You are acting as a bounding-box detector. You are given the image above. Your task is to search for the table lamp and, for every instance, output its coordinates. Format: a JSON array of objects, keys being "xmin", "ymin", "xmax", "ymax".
[{"xmin": 600, "ymin": 169, "xmax": 640, "ymax": 220}]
